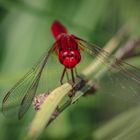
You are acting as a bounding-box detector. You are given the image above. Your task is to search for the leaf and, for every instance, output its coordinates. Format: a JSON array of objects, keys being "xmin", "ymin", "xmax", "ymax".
[
  {"xmin": 93, "ymin": 105, "xmax": 140, "ymax": 140},
  {"xmin": 25, "ymin": 83, "xmax": 72, "ymax": 140}
]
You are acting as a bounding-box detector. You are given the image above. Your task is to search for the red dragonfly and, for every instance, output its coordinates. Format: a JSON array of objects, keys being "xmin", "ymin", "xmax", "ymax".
[{"xmin": 2, "ymin": 20, "xmax": 140, "ymax": 119}]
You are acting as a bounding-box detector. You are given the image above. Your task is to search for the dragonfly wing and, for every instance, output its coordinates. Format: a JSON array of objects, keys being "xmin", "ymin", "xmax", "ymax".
[
  {"xmin": 99, "ymin": 64, "xmax": 140, "ymax": 105},
  {"xmin": 18, "ymin": 70, "xmax": 42, "ymax": 119},
  {"xmin": 2, "ymin": 47, "xmax": 53, "ymax": 119},
  {"xmin": 77, "ymin": 38, "xmax": 140, "ymax": 104}
]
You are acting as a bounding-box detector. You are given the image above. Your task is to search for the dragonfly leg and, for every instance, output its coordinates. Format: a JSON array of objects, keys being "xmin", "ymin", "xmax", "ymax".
[
  {"xmin": 60, "ymin": 67, "xmax": 67, "ymax": 85},
  {"xmin": 68, "ymin": 69, "xmax": 76, "ymax": 97},
  {"xmin": 71, "ymin": 68, "xmax": 75, "ymax": 84}
]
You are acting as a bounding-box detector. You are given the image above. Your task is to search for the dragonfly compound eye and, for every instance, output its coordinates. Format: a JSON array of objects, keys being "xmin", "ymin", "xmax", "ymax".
[
  {"xmin": 58, "ymin": 50, "xmax": 81, "ymax": 68},
  {"xmin": 63, "ymin": 57, "xmax": 78, "ymax": 68}
]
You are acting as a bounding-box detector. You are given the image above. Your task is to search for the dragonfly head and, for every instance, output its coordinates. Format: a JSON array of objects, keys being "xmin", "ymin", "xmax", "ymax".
[{"xmin": 59, "ymin": 50, "xmax": 81, "ymax": 68}]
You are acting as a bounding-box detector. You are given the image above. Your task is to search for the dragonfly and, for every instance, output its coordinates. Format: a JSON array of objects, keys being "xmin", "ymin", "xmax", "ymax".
[{"xmin": 2, "ymin": 20, "xmax": 140, "ymax": 120}]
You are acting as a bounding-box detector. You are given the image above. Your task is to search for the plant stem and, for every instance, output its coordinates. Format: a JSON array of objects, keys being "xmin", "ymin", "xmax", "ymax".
[{"xmin": 46, "ymin": 26, "xmax": 129, "ymax": 126}]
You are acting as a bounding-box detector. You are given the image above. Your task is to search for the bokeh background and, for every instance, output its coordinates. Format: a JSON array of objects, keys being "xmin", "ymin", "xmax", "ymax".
[{"xmin": 0, "ymin": 0, "xmax": 140, "ymax": 140}]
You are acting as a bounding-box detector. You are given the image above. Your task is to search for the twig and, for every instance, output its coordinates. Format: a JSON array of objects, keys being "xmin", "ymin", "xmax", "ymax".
[
  {"xmin": 115, "ymin": 37, "xmax": 140, "ymax": 60},
  {"xmin": 81, "ymin": 26, "xmax": 128, "ymax": 77}
]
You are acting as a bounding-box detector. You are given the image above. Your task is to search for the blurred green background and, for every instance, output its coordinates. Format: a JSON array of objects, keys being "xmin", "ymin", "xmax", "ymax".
[{"xmin": 0, "ymin": 0, "xmax": 140, "ymax": 140}]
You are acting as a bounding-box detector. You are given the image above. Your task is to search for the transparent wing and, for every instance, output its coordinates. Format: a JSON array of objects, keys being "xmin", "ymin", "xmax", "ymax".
[
  {"xmin": 76, "ymin": 37, "xmax": 140, "ymax": 105},
  {"xmin": 2, "ymin": 47, "xmax": 53, "ymax": 119}
]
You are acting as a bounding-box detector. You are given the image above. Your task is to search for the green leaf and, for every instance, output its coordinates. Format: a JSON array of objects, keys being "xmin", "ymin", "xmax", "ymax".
[
  {"xmin": 25, "ymin": 83, "xmax": 72, "ymax": 140},
  {"xmin": 93, "ymin": 105, "xmax": 140, "ymax": 140}
]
